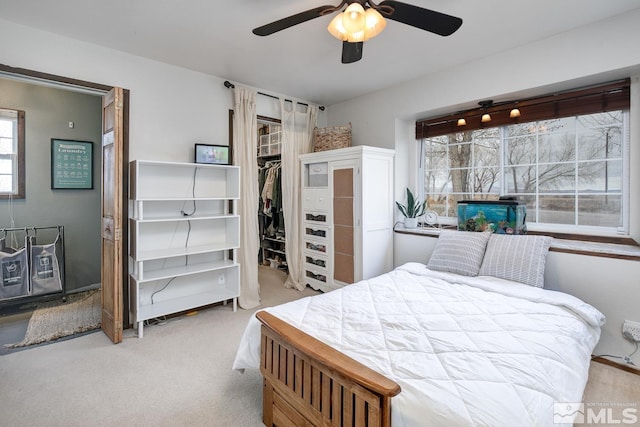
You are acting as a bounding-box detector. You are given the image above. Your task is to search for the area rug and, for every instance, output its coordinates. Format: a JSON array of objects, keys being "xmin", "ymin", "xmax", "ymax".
[{"xmin": 5, "ymin": 290, "xmax": 101, "ymax": 348}]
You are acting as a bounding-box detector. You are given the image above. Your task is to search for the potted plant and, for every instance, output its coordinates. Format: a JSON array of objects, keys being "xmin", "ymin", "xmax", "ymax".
[{"xmin": 396, "ymin": 188, "xmax": 426, "ymax": 228}]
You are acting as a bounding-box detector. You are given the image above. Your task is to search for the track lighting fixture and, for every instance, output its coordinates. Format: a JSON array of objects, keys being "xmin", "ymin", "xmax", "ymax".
[
  {"xmin": 510, "ymin": 103, "xmax": 521, "ymax": 118},
  {"xmin": 478, "ymin": 100, "xmax": 493, "ymax": 123},
  {"xmin": 449, "ymin": 99, "xmax": 526, "ymax": 128}
]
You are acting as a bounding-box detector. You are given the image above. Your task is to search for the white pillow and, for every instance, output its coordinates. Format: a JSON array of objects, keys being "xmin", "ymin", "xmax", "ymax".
[
  {"xmin": 478, "ymin": 234, "xmax": 553, "ymax": 288},
  {"xmin": 426, "ymin": 230, "xmax": 491, "ymax": 277}
]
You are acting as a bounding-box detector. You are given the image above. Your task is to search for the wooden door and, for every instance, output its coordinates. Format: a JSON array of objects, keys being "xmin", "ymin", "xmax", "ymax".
[{"xmin": 101, "ymin": 87, "xmax": 124, "ymax": 343}]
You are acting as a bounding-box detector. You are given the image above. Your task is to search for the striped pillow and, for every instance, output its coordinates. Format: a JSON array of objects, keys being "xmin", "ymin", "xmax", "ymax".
[
  {"xmin": 479, "ymin": 234, "xmax": 553, "ymax": 288},
  {"xmin": 426, "ymin": 230, "xmax": 491, "ymax": 276}
]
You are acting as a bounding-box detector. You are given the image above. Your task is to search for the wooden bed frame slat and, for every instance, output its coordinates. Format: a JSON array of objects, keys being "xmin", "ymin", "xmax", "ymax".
[
  {"xmin": 303, "ymin": 359, "xmax": 312, "ymax": 402},
  {"xmin": 312, "ymin": 367, "xmax": 321, "ymax": 411},
  {"xmin": 322, "ymin": 372, "xmax": 331, "ymax": 418},
  {"xmin": 332, "ymin": 380, "xmax": 342, "ymax": 426},
  {"xmin": 257, "ymin": 311, "xmax": 401, "ymax": 427},
  {"xmin": 343, "ymin": 387, "xmax": 354, "ymax": 426}
]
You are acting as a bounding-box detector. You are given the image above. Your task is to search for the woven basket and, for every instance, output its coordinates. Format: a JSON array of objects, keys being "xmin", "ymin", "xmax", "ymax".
[{"xmin": 313, "ymin": 123, "xmax": 352, "ymax": 152}]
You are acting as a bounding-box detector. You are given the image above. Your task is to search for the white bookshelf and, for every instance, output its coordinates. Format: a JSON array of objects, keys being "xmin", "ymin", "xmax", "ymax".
[{"xmin": 128, "ymin": 160, "xmax": 240, "ymax": 338}]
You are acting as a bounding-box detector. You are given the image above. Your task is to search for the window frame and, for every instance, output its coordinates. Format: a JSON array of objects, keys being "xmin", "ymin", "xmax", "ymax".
[
  {"xmin": 419, "ymin": 111, "xmax": 630, "ymax": 236},
  {"xmin": 415, "ymin": 80, "xmax": 631, "ymax": 238},
  {"xmin": 0, "ymin": 108, "xmax": 25, "ymax": 199}
]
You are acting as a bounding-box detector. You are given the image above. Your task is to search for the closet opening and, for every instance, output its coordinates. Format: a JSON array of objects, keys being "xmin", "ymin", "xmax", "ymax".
[{"xmin": 257, "ymin": 116, "xmax": 287, "ymax": 274}]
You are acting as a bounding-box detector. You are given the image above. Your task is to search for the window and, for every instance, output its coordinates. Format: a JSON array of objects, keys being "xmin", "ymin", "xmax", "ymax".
[
  {"xmin": 417, "ymin": 80, "xmax": 630, "ymax": 236},
  {"xmin": 422, "ymin": 112, "xmax": 627, "ymax": 232},
  {"xmin": 0, "ymin": 108, "xmax": 25, "ymax": 198}
]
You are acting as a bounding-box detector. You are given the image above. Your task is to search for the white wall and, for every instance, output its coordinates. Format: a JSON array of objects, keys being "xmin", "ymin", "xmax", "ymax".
[
  {"xmin": 0, "ymin": 19, "xmax": 326, "ymax": 164},
  {"xmin": 334, "ymin": 10, "xmax": 640, "ymax": 361}
]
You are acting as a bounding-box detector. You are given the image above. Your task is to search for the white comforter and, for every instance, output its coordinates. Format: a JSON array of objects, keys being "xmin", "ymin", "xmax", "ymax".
[{"xmin": 233, "ymin": 262, "xmax": 605, "ymax": 427}]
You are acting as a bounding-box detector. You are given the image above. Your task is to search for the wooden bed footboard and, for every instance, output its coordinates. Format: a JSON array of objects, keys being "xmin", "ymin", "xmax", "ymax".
[{"xmin": 257, "ymin": 311, "xmax": 401, "ymax": 427}]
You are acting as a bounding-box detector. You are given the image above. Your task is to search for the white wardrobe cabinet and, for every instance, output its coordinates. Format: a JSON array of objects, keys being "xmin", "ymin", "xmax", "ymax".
[
  {"xmin": 300, "ymin": 146, "xmax": 394, "ymax": 292},
  {"xmin": 128, "ymin": 160, "xmax": 240, "ymax": 338}
]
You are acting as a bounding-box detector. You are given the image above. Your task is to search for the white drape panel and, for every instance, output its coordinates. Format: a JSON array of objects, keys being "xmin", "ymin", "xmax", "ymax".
[
  {"xmin": 233, "ymin": 88, "xmax": 260, "ymax": 309},
  {"xmin": 280, "ymin": 101, "xmax": 319, "ymax": 291}
]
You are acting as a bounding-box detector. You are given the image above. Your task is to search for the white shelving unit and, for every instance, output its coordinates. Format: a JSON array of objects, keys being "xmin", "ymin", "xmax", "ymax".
[
  {"xmin": 258, "ymin": 122, "xmax": 282, "ymax": 158},
  {"xmin": 128, "ymin": 160, "xmax": 240, "ymax": 338}
]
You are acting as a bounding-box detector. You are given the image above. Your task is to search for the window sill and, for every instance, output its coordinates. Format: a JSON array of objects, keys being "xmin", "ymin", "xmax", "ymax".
[{"xmin": 394, "ymin": 223, "xmax": 640, "ymax": 261}]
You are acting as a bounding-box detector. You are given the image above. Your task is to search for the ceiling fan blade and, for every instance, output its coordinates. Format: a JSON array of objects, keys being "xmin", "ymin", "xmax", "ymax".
[
  {"xmin": 379, "ymin": 1, "xmax": 463, "ymax": 36},
  {"xmin": 342, "ymin": 41, "xmax": 363, "ymax": 64},
  {"xmin": 253, "ymin": 5, "xmax": 337, "ymax": 36}
]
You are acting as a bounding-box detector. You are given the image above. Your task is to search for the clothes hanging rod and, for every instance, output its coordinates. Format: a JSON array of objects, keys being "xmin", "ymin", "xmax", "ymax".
[{"xmin": 224, "ymin": 81, "xmax": 325, "ymax": 111}]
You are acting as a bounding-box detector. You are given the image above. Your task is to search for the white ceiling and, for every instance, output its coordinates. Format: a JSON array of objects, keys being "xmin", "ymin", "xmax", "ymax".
[{"xmin": 1, "ymin": 0, "xmax": 639, "ymax": 106}]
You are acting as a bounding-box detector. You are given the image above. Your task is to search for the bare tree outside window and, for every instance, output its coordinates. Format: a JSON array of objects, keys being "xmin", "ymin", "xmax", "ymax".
[{"xmin": 422, "ymin": 111, "xmax": 626, "ymax": 231}]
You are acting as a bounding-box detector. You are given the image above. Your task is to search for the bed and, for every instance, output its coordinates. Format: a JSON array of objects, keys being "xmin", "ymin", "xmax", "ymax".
[{"xmin": 233, "ymin": 231, "xmax": 605, "ymax": 427}]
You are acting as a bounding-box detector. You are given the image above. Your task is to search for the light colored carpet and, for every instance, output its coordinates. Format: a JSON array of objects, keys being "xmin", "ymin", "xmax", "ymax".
[
  {"xmin": 577, "ymin": 360, "xmax": 640, "ymax": 426},
  {"xmin": 0, "ymin": 266, "xmax": 319, "ymax": 427},
  {"xmin": 5, "ymin": 290, "xmax": 101, "ymax": 348}
]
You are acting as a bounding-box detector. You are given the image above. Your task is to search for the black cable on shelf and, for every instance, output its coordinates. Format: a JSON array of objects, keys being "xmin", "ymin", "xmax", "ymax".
[{"xmin": 181, "ymin": 167, "xmax": 198, "ymax": 217}]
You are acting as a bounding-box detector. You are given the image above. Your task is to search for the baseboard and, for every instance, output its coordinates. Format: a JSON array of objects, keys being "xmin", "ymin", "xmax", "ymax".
[
  {"xmin": 592, "ymin": 356, "xmax": 640, "ymax": 376},
  {"xmin": 68, "ymin": 283, "xmax": 100, "ymax": 294}
]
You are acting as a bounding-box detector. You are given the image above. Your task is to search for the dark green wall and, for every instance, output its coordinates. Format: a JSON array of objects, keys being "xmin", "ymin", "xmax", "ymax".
[{"xmin": 0, "ymin": 77, "xmax": 102, "ymax": 293}]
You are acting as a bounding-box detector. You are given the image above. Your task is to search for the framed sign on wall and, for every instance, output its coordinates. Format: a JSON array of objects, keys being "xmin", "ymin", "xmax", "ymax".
[{"xmin": 51, "ymin": 139, "xmax": 93, "ymax": 189}]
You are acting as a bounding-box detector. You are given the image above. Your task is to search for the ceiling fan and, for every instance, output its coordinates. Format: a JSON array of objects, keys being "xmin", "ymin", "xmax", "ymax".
[{"xmin": 252, "ymin": 0, "xmax": 463, "ymax": 64}]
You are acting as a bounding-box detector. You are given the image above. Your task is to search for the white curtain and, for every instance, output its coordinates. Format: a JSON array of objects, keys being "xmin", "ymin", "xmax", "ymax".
[
  {"xmin": 280, "ymin": 100, "xmax": 319, "ymax": 291},
  {"xmin": 233, "ymin": 88, "xmax": 260, "ymax": 309}
]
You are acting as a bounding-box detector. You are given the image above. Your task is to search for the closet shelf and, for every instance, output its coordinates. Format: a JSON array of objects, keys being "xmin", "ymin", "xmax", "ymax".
[
  {"xmin": 264, "ymin": 248, "xmax": 286, "ymax": 256},
  {"xmin": 264, "ymin": 237, "xmax": 285, "ymax": 243}
]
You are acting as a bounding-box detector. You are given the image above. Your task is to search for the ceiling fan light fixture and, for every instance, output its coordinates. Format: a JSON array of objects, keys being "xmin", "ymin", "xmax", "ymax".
[
  {"xmin": 481, "ymin": 113, "xmax": 491, "ymax": 123},
  {"xmin": 342, "ymin": 3, "xmax": 366, "ymax": 33},
  {"xmin": 256, "ymin": 1, "xmax": 463, "ymax": 64},
  {"xmin": 510, "ymin": 106, "xmax": 521, "ymax": 118},
  {"xmin": 328, "ymin": 13, "xmax": 348, "ymax": 40},
  {"xmin": 457, "ymin": 118, "xmax": 467, "ymax": 126},
  {"xmin": 363, "ymin": 7, "xmax": 386, "ymax": 41},
  {"xmin": 347, "ymin": 30, "xmax": 366, "ymax": 43}
]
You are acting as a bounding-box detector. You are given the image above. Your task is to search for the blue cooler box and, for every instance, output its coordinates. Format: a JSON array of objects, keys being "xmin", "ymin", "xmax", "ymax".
[{"xmin": 457, "ymin": 200, "xmax": 527, "ymax": 234}]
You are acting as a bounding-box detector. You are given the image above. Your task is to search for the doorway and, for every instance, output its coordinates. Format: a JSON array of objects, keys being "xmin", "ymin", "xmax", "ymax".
[
  {"xmin": 0, "ymin": 64, "xmax": 129, "ymax": 345},
  {"xmin": 257, "ymin": 116, "xmax": 286, "ymax": 274}
]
